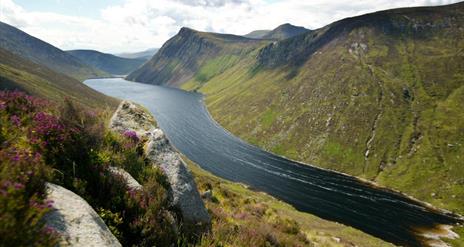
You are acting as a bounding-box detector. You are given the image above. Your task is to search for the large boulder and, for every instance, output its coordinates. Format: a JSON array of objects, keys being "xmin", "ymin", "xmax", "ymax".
[
  {"xmin": 145, "ymin": 129, "xmax": 211, "ymax": 234},
  {"xmin": 109, "ymin": 101, "xmax": 211, "ymax": 235},
  {"xmin": 44, "ymin": 183, "xmax": 121, "ymax": 247}
]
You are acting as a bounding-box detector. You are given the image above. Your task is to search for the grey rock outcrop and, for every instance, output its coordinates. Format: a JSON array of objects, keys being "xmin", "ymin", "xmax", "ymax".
[
  {"xmin": 44, "ymin": 183, "xmax": 121, "ymax": 247},
  {"xmin": 108, "ymin": 166, "xmax": 143, "ymax": 191},
  {"xmin": 109, "ymin": 100, "xmax": 156, "ymax": 137},
  {"xmin": 109, "ymin": 100, "xmax": 211, "ymax": 235},
  {"xmin": 145, "ymin": 129, "xmax": 211, "ymax": 233}
]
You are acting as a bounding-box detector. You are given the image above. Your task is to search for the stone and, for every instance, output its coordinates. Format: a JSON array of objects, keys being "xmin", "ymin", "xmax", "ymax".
[
  {"xmin": 109, "ymin": 100, "xmax": 211, "ymax": 236},
  {"xmin": 145, "ymin": 129, "xmax": 211, "ymax": 234},
  {"xmin": 108, "ymin": 166, "xmax": 143, "ymax": 191},
  {"xmin": 44, "ymin": 183, "xmax": 121, "ymax": 247}
]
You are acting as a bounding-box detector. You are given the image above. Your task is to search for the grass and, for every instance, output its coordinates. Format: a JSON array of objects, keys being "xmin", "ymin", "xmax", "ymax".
[
  {"xmin": 184, "ymin": 157, "xmax": 393, "ymax": 247},
  {"xmin": 177, "ymin": 6, "xmax": 464, "ymax": 245}
]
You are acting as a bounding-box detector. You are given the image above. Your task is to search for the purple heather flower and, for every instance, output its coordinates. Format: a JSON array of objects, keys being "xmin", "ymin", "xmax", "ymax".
[
  {"xmin": 14, "ymin": 183, "xmax": 24, "ymax": 190},
  {"xmin": 10, "ymin": 115, "xmax": 21, "ymax": 126},
  {"xmin": 123, "ymin": 130, "xmax": 139, "ymax": 142}
]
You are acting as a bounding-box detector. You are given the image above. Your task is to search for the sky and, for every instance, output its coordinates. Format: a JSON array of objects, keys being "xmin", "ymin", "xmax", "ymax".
[{"xmin": 0, "ymin": 0, "xmax": 461, "ymax": 53}]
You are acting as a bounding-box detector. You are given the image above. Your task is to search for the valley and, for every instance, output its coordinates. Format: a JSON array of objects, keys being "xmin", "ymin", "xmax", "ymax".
[{"xmin": 0, "ymin": 1, "xmax": 463, "ymax": 246}]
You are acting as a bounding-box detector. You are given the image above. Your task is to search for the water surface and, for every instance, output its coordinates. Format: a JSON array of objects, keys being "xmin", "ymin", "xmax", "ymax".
[{"xmin": 86, "ymin": 78, "xmax": 462, "ymax": 246}]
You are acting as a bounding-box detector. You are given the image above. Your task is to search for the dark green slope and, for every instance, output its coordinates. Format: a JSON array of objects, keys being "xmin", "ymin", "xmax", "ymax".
[
  {"xmin": 67, "ymin": 49, "xmax": 145, "ymax": 75},
  {"xmin": 0, "ymin": 21, "xmax": 108, "ymax": 81},
  {"xmin": 126, "ymin": 27, "xmax": 267, "ymax": 86},
  {"xmin": 0, "ymin": 47, "xmax": 118, "ymax": 109}
]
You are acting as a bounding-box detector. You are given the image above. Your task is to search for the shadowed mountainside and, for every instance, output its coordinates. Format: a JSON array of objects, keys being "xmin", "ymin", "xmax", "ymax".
[
  {"xmin": 67, "ymin": 49, "xmax": 146, "ymax": 75},
  {"xmin": 0, "ymin": 21, "xmax": 108, "ymax": 81},
  {"xmin": 0, "ymin": 47, "xmax": 118, "ymax": 109}
]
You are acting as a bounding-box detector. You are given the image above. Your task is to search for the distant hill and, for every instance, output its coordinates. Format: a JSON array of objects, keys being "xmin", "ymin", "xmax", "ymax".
[
  {"xmin": 117, "ymin": 48, "xmax": 158, "ymax": 61},
  {"xmin": 244, "ymin": 30, "xmax": 271, "ymax": 39},
  {"xmin": 0, "ymin": 21, "xmax": 108, "ymax": 81},
  {"xmin": 0, "ymin": 47, "xmax": 118, "ymax": 109},
  {"xmin": 126, "ymin": 27, "xmax": 266, "ymax": 86},
  {"xmin": 67, "ymin": 49, "xmax": 146, "ymax": 75},
  {"xmin": 261, "ymin": 23, "xmax": 310, "ymax": 40},
  {"xmin": 244, "ymin": 24, "xmax": 310, "ymax": 40}
]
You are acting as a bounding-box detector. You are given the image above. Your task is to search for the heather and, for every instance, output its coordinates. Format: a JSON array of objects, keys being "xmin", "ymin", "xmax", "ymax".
[{"xmin": 0, "ymin": 90, "xmax": 177, "ymax": 246}]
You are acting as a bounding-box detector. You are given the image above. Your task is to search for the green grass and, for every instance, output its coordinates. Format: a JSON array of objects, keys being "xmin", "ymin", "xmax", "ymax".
[
  {"xmin": 184, "ymin": 157, "xmax": 393, "ymax": 247},
  {"xmin": 0, "ymin": 48, "xmax": 119, "ymax": 110},
  {"xmin": 177, "ymin": 7, "xmax": 464, "ymax": 245}
]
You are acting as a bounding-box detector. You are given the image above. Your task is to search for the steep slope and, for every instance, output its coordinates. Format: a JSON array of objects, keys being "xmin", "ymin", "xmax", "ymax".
[
  {"xmin": 0, "ymin": 21, "xmax": 108, "ymax": 81},
  {"xmin": 126, "ymin": 28, "xmax": 267, "ymax": 86},
  {"xmin": 261, "ymin": 23, "xmax": 310, "ymax": 40},
  {"xmin": 244, "ymin": 29, "xmax": 271, "ymax": 39},
  {"xmin": 177, "ymin": 3, "xmax": 464, "ymax": 245},
  {"xmin": 0, "ymin": 47, "xmax": 118, "ymax": 109},
  {"xmin": 67, "ymin": 49, "xmax": 145, "ymax": 75},
  {"xmin": 117, "ymin": 48, "xmax": 158, "ymax": 60}
]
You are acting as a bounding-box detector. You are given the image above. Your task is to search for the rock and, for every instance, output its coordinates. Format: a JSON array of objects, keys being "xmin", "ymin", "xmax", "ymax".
[
  {"xmin": 109, "ymin": 101, "xmax": 156, "ymax": 137},
  {"xmin": 201, "ymin": 190, "xmax": 213, "ymax": 201},
  {"xmin": 145, "ymin": 129, "xmax": 211, "ymax": 234},
  {"xmin": 109, "ymin": 101, "xmax": 211, "ymax": 236},
  {"xmin": 108, "ymin": 166, "xmax": 143, "ymax": 191},
  {"xmin": 44, "ymin": 183, "xmax": 121, "ymax": 247}
]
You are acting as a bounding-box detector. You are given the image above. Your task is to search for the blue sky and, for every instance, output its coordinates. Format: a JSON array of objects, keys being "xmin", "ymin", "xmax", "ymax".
[{"xmin": 1, "ymin": 0, "xmax": 460, "ymax": 53}]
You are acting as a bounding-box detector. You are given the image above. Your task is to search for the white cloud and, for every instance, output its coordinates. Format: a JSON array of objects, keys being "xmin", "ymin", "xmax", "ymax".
[{"xmin": 0, "ymin": 0, "xmax": 460, "ymax": 53}]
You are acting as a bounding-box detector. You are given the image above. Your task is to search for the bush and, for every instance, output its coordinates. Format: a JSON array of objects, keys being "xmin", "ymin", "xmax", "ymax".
[{"xmin": 0, "ymin": 91, "xmax": 58, "ymax": 246}]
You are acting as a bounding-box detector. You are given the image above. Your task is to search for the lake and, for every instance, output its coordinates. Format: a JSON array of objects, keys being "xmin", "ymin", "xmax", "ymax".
[{"xmin": 86, "ymin": 78, "xmax": 462, "ymax": 246}]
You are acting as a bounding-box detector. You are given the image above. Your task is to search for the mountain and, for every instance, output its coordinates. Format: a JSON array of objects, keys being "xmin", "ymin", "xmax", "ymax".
[
  {"xmin": 0, "ymin": 47, "xmax": 118, "ymax": 109},
  {"xmin": 67, "ymin": 49, "xmax": 146, "ymax": 75},
  {"xmin": 126, "ymin": 27, "xmax": 267, "ymax": 86},
  {"xmin": 131, "ymin": 3, "xmax": 464, "ymax": 245},
  {"xmin": 243, "ymin": 29, "xmax": 271, "ymax": 39},
  {"xmin": 0, "ymin": 21, "xmax": 108, "ymax": 81},
  {"xmin": 117, "ymin": 48, "xmax": 159, "ymax": 60},
  {"xmin": 261, "ymin": 23, "xmax": 310, "ymax": 40},
  {"xmin": 244, "ymin": 24, "xmax": 310, "ymax": 40}
]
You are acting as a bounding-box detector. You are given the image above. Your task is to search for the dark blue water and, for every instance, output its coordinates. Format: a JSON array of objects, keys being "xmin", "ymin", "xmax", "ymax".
[{"xmin": 85, "ymin": 78, "xmax": 462, "ymax": 246}]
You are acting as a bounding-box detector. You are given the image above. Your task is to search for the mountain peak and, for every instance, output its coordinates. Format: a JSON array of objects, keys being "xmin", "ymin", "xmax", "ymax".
[{"xmin": 178, "ymin": 27, "xmax": 199, "ymax": 36}]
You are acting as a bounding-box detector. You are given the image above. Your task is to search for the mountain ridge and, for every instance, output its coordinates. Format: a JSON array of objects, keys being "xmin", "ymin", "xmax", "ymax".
[
  {"xmin": 126, "ymin": 27, "xmax": 266, "ymax": 86},
  {"xmin": 0, "ymin": 21, "xmax": 108, "ymax": 81},
  {"xmin": 67, "ymin": 49, "xmax": 146, "ymax": 75}
]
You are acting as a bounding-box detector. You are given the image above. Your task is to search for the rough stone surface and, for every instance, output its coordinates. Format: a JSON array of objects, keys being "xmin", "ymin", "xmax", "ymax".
[
  {"xmin": 145, "ymin": 129, "xmax": 211, "ymax": 232},
  {"xmin": 44, "ymin": 183, "xmax": 121, "ymax": 247},
  {"xmin": 109, "ymin": 100, "xmax": 211, "ymax": 234},
  {"xmin": 109, "ymin": 100, "xmax": 156, "ymax": 137},
  {"xmin": 108, "ymin": 166, "xmax": 143, "ymax": 191}
]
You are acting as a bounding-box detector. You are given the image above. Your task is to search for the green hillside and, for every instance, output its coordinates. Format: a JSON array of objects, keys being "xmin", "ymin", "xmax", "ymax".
[
  {"xmin": 183, "ymin": 3, "xmax": 464, "ymax": 219},
  {"xmin": 67, "ymin": 49, "xmax": 146, "ymax": 75},
  {"xmin": 125, "ymin": 3, "xmax": 464, "ymax": 244},
  {"xmin": 0, "ymin": 47, "xmax": 118, "ymax": 109},
  {"xmin": 126, "ymin": 27, "xmax": 267, "ymax": 86},
  {"xmin": 0, "ymin": 21, "xmax": 108, "ymax": 81}
]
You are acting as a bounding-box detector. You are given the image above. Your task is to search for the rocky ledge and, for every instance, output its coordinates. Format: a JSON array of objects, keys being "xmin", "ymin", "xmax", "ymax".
[{"xmin": 110, "ymin": 100, "xmax": 211, "ymax": 235}]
